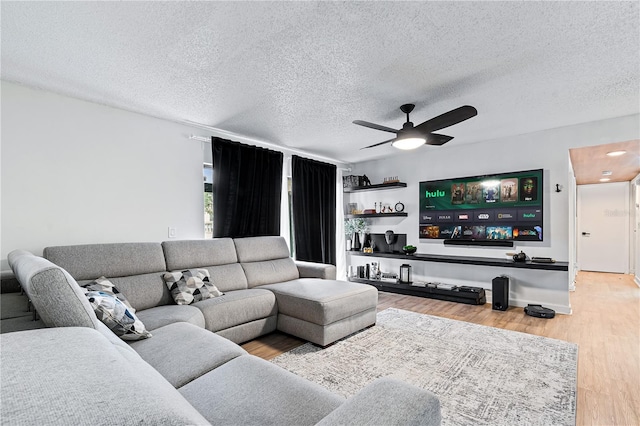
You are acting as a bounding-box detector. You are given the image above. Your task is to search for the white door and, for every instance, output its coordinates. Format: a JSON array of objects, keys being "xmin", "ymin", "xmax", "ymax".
[{"xmin": 577, "ymin": 182, "xmax": 630, "ymax": 273}]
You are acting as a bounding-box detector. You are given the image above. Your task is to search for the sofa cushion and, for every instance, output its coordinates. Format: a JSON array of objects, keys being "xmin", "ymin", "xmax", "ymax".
[
  {"xmin": 241, "ymin": 258, "xmax": 300, "ymax": 288},
  {"xmin": 316, "ymin": 378, "xmax": 442, "ymax": 426},
  {"xmin": 295, "ymin": 261, "xmax": 337, "ymax": 280},
  {"xmin": 193, "ymin": 289, "xmax": 277, "ymax": 333},
  {"xmin": 8, "ymin": 250, "xmax": 100, "ymax": 330},
  {"xmin": 45, "ymin": 243, "xmax": 172, "ymax": 311},
  {"xmin": 163, "ymin": 269, "xmax": 223, "ymax": 305},
  {"xmin": 260, "ymin": 279, "xmax": 378, "ymax": 325},
  {"xmin": 1, "ymin": 327, "xmax": 210, "ymax": 425},
  {"xmin": 85, "ymin": 291, "xmax": 152, "ymax": 341},
  {"xmin": 163, "ymin": 240, "xmax": 249, "ymax": 292},
  {"xmin": 78, "ymin": 272, "xmax": 172, "ymax": 311},
  {"xmin": 81, "ymin": 276, "xmax": 136, "ymax": 311},
  {"xmin": 162, "ymin": 238, "xmax": 238, "ymax": 270},
  {"xmin": 179, "ymin": 354, "xmax": 344, "ymax": 426},
  {"xmin": 234, "ymin": 237, "xmax": 300, "ymax": 287},
  {"xmin": 216, "ymin": 316, "xmax": 277, "ymax": 344},
  {"xmin": 44, "ymin": 242, "xmax": 166, "ymax": 280},
  {"xmin": 128, "ymin": 322, "xmax": 246, "ymax": 388},
  {"xmin": 135, "ymin": 305, "xmax": 205, "ymax": 331},
  {"xmin": 233, "ymin": 236, "xmax": 291, "ymax": 262},
  {"xmin": 202, "ymin": 263, "xmax": 250, "ymax": 292}
]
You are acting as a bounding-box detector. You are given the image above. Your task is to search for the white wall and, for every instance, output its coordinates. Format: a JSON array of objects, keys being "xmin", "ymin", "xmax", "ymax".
[
  {"xmin": 1, "ymin": 82, "xmax": 347, "ymax": 275},
  {"xmin": 347, "ymin": 113, "xmax": 639, "ymax": 311},
  {"xmin": 1, "ymin": 82, "xmax": 208, "ymax": 271},
  {"xmin": 350, "ymin": 114, "xmax": 640, "ymax": 260}
]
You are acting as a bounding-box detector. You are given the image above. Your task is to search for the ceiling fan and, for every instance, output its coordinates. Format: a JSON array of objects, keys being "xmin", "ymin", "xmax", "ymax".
[{"xmin": 354, "ymin": 104, "xmax": 477, "ymax": 150}]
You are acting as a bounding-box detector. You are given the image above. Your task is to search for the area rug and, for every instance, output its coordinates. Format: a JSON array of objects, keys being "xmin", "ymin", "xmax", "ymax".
[{"xmin": 271, "ymin": 308, "xmax": 578, "ymax": 426}]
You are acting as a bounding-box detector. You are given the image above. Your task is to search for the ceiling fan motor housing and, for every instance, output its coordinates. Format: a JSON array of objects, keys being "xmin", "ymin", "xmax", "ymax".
[{"xmin": 400, "ymin": 104, "xmax": 416, "ymax": 114}]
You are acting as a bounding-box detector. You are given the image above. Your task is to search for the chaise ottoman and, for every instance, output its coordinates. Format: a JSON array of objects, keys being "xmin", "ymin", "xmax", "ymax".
[{"xmin": 259, "ymin": 279, "xmax": 378, "ymax": 346}]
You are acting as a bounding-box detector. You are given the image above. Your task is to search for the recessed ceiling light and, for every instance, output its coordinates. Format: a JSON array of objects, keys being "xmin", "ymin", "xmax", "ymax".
[
  {"xmin": 602, "ymin": 171, "xmax": 612, "ymax": 176},
  {"xmin": 599, "ymin": 178, "xmax": 611, "ymax": 182},
  {"xmin": 606, "ymin": 151, "xmax": 626, "ymax": 157}
]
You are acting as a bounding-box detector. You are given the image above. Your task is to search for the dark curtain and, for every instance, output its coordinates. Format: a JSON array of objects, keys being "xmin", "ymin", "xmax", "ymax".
[
  {"xmin": 291, "ymin": 155, "xmax": 336, "ymax": 265},
  {"xmin": 212, "ymin": 137, "xmax": 283, "ymax": 238}
]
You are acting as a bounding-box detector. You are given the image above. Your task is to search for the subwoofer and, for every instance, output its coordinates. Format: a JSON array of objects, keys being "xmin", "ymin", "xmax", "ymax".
[{"xmin": 492, "ymin": 276, "xmax": 509, "ymax": 311}]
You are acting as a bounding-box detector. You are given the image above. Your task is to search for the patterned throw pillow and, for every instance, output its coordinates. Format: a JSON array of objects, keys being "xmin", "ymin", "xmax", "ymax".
[
  {"xmin": 163, "ymin": 269, "xmax": 223, "ymax": 305},
  {"xmin": 82, "ymin": 276, "xmax": 136, "ymax": 312},
  {"xmin": 85, "ymin": 291, "xmax": 152, "ymax": 341}
]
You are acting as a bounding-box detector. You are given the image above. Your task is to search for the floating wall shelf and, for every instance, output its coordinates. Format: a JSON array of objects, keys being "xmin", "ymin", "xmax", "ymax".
[
  {"xmin": 343, "ymin": 182, "xmax": 407, "ymax": 193},
  {"xmin": 345, "ymin": 212, "xmax": 408, "ymax": 219}
]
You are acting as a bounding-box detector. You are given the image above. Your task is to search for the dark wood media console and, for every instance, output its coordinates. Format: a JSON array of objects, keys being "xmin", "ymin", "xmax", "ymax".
[
  {"xmin": 349, "ymin": 251, "xmax": 569, "ymax": 271},
  {"xmin": 347, "ymin": 252, "xmax": 569, "ymax": 307},
  {"xmin": 348, "ymin": 278, "xmax": 487, "ymax": 305}
]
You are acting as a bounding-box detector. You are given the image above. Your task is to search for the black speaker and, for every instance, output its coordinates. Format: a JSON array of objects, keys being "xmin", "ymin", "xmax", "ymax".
[{"xmin": 492, "ymin": 276, "xmax": 509, "ymax": 311}]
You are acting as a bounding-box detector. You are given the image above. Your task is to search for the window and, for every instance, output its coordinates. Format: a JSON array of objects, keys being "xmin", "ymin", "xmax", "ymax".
[{"xmin": 204, "ymin": 164, "xmax": 213, "ymax": 238}]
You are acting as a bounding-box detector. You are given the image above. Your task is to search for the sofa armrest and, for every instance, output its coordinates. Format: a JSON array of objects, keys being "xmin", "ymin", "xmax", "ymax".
[
  {"xmin": 315, "ymin": 377, "xmax": 441, "ymax": 426},
  {"xmin": 295, "ymin": 261, "xmax": 337, "ymax": 280}
]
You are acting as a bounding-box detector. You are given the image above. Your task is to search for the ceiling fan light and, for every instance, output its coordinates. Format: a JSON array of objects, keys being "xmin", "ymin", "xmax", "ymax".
[{"xmin": 391, "ymin": 137, "xmax": 426, "ymax": 150}]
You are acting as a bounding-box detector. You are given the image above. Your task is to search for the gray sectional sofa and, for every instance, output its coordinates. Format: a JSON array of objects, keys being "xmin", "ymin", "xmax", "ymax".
[
  {"xmin": 2, "ymin": 236, "xmax": 442, "ymax": 425},
  {"xmin": 41, "ymin": 236, "xmax": 378, "ymax": 346}
]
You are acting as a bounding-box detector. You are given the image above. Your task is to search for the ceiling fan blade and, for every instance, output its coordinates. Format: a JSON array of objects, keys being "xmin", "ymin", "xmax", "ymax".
[
  {"xmin": 353, "ymin": 120, "xmax": 398, "ymax": 134},
  {"xmin": 360, "ymin": 138, "xmax": 396, "ymax": 150},
  {"xmin": 425, "ymin": 133, "xmax": 454, "ymax": 146},
  {"xmin": 415, "ymin": 105, "xmax": 478, "ymax": 133}
]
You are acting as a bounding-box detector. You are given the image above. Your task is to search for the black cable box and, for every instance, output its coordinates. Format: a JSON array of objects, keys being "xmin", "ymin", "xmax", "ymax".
[
  {"xmin": 457, "ymin": 286, "xmax": 481, "ymax": 293},
  {"xmin": 531, "ymin": 257, "xmax": 555, "ymax": 263}
]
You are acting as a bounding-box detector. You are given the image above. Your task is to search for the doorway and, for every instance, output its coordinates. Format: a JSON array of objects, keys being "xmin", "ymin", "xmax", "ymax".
[{"xmin": 577, "ymin": 182, "xmax": 630, "ymax": 273}]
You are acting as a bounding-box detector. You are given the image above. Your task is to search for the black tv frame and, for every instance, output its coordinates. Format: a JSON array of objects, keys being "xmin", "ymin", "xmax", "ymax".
[{"xmin": 419, "ymin": 168, "xmax": 543, "ymax": 244}]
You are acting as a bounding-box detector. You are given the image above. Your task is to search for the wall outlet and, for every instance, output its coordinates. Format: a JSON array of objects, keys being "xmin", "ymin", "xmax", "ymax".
[{"xmin": 168, "ymin": 227, "xmax": 177, "ymax": 238}]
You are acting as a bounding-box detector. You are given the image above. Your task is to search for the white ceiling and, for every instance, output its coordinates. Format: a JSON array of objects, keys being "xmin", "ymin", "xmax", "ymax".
[{"xmin": 2, "ymin": 1, "xmax": 639, "ymax": 164}]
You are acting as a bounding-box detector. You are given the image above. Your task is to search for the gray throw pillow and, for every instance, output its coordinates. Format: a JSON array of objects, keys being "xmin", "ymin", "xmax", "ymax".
[{"xmin": 163, "ymin": 269, "xmax": 223, "ymax": 305}]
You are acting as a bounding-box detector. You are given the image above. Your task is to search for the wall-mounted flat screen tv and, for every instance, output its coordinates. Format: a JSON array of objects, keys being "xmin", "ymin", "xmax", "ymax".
[{"xmin": 419, "ymin": 169, "xmax": 543, "ymax": 241}]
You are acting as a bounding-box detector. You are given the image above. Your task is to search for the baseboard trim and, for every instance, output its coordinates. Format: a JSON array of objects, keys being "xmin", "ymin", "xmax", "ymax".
[
  {"xmin": 508, "ymin": 297, "xmax": 572, "ymax": 315},
  {"xmin": 635, "ymin": 275, "xmax": 640, "ymax": 288},
  {"xmin": 485, "ymin": 292, "xmax": 572, "ymax": 315}
]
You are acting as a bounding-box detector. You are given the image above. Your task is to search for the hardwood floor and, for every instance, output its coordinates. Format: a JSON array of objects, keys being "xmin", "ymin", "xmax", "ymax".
[{"xmin": 242, "ymin": 271, "xmax": 640, "ymax": 426}]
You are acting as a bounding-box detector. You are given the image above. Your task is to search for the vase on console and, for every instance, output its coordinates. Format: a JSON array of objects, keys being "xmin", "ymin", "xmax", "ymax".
[
  {"xmin": 352, "ymin": 232, "xmax": 361, "ymax": 251},
  {"xmin": 344, "ymin": 218, "xmax": 369, "ymax": 252}
]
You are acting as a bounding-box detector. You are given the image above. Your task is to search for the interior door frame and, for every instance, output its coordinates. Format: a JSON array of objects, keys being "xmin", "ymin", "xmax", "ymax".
[{"xmin": 576, "ymin": 181, "xmax": 631, "ymax": 274}]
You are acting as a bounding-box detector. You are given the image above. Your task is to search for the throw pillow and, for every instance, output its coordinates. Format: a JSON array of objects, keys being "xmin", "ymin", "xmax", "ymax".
[
  {"xmin": 85, "ymin": 291, "xmax": 151, "ymax": 341},
  {"xmin": 81, "ymin": 276, "xmax": 136, "ymax": 312},
  {"xmin": 163, "ymin": 269, "xmax": 223, "ymax": 305}
]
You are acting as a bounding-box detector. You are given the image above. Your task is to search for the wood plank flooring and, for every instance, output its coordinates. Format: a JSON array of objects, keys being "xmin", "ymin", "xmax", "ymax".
[{"xmin": 242, "ymin": 271, "xmax": 640, "ymax": 426}]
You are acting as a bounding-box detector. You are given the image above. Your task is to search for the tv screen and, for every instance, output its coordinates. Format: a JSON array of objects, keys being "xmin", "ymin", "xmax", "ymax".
[{"xmin": 419, "ymin": 169, "xmax": 543, "ymax": 242}]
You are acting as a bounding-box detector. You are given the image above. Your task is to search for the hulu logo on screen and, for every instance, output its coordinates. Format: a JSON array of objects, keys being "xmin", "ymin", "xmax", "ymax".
[{"xmin": 425, "ymin": 190, "xmax": 446, "ymax": 198}]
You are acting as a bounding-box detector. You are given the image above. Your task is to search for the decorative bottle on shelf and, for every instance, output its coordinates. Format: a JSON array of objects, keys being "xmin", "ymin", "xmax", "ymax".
[{"xmin": 375, "ymin": 202, "xmax": 381, "ymax": 214}]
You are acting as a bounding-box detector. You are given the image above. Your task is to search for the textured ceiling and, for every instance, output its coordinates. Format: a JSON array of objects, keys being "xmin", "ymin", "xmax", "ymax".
[{"xmin": 2, "ymin": 1, "xmax": 639, "ymax": 164}]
